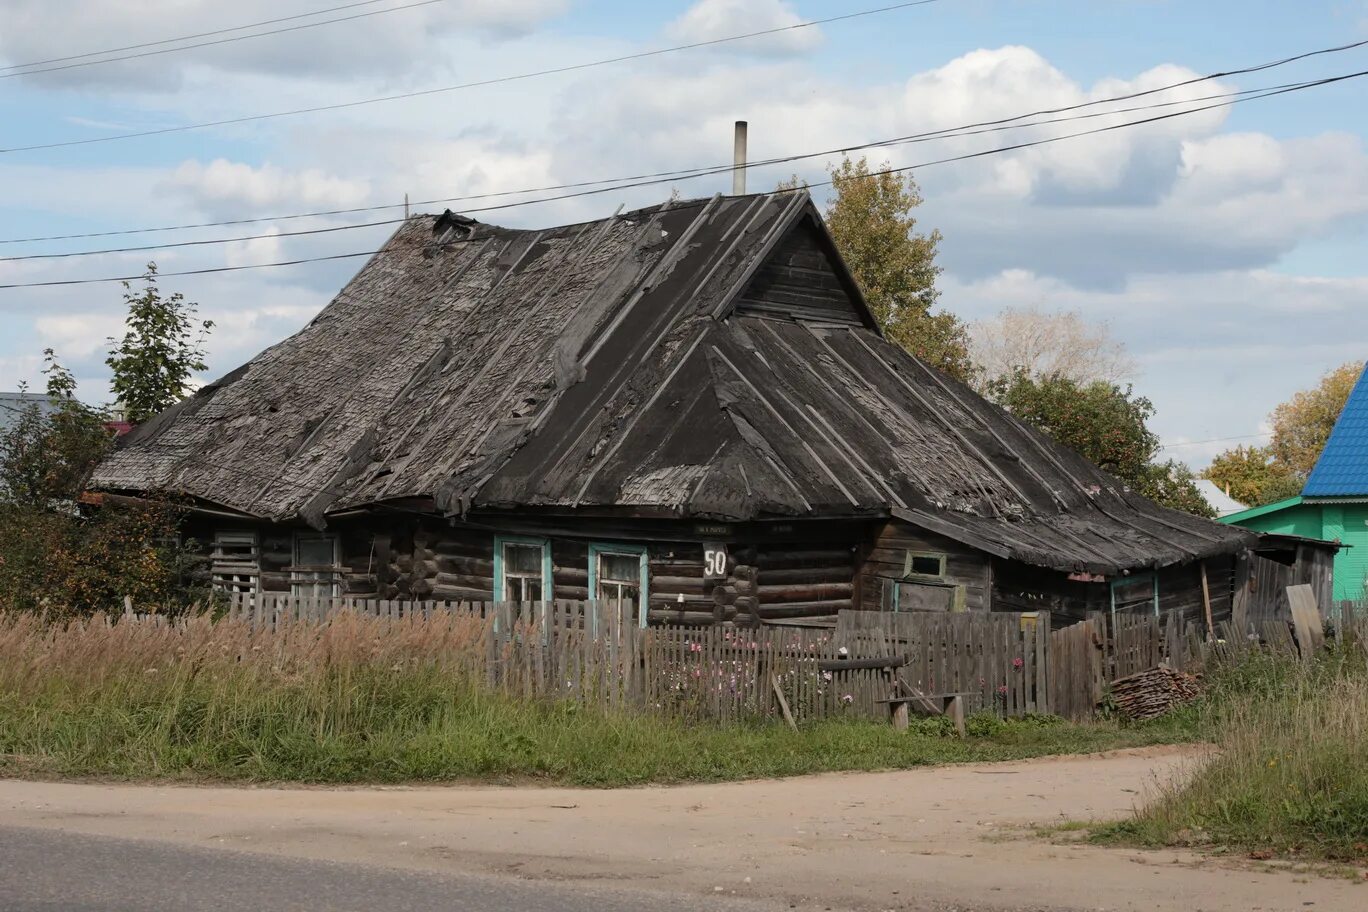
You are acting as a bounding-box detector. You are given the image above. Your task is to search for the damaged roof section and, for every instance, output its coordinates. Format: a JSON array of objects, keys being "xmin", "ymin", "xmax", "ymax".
[{"xmin": 91, "ymin": 190, "xmax": 1254, "ymax": 574}]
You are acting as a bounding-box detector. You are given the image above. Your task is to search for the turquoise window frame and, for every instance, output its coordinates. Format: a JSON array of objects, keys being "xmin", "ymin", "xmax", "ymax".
[
  {"xmin": 493, "ymin": 535, "xmax": 553, "ymax": 603},
  {"xmin": 588, "ymin": 543, "xmax": 650, "ymax": 630},
  {"xmin": 1109, "ymin": 571, "xmax": 1159, "ymax": 621}
]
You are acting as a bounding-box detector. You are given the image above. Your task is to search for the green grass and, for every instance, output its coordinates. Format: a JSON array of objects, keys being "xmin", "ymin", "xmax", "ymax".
[
  {"xmin": 0, "ymin": 669, "xmax": 1185, "ymax": 787},
  {"xmin": 0, "ymin": 612, "xmax": 1184, "ymax": 786},
  {"xmin": 1091, "ymin": 643, "xmax": 1368, "ymax": 862}
]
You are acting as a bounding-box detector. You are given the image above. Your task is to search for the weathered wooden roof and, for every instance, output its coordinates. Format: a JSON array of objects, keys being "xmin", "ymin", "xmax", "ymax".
[{"xmin": 92, "ymin": 190, "xmax": 1254, "ymax": 574}]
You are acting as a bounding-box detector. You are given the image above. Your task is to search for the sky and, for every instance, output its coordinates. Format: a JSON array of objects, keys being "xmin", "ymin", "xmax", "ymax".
[{"xmin": 1, "ymin": 0, "xmax": 1366, "ymax": 469}]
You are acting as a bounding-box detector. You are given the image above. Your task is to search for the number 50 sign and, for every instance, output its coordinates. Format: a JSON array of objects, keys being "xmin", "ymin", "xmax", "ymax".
[{"xmin": 703, "ymin": 543, "xmax": 729, "ymax": 580}]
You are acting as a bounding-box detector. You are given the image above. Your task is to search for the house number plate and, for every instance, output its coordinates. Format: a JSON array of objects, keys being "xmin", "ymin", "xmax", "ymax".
[{"xmin": 703, "ymin": 543, "xmax": 729, "ymax": 580}]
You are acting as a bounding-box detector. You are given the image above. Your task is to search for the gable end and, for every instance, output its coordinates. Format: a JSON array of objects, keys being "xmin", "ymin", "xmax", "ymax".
[{"xmin": 733, "ymin": 214, "xmax": 869, "ymax": 327}]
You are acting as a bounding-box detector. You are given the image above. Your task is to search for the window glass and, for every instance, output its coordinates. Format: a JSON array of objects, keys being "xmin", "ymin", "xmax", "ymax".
[
  {"xmin": 596, "ymin": 552, "xmax": 641, "ymax": 602},
  {"xmin": 296, "ymin": 537, "xmax": 336, "ymax": 567},
  {"xmin": 504, "ymin": 543, "xmax": 543, "ymax": 574},
  {"xmin": 501, "ymin": 540, "xmax": 548, "ymax": 602}
]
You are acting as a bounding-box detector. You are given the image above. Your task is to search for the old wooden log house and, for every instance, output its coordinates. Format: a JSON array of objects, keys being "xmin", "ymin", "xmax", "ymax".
[{"xmin": 91, "ymin": 190, "xmax": 1295, "ymax": 629}]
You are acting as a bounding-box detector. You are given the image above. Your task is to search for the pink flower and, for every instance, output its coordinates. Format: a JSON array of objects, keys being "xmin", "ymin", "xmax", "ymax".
[
  {"xmin": 1012, "ymin": 657, "xmax": 1024, "ymax": 669},
  {"xmin": 997, "ymin": 685, "xmax": 1009, "ymax": 695},
  {"xmin": 842, "ymin": 694, "xmax": 854, "ymax": 704}
]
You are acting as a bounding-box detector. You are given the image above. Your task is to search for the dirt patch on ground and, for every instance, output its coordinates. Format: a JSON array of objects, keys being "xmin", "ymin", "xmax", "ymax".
[{"xmin": 3, "ymin": 745, "xmax": 1363, "ymax": 911}]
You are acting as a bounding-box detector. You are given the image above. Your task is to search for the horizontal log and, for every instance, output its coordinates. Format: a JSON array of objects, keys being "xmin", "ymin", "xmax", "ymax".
[
  {"xmin": 713, "ymin": 585, "xmax": 738, "ymax": 606},
  {"xmin": 431, "ymin": 585, "xmax": 493, "ymax": 601},
  {"xmin": 754, "ymin": 599, "xmax": 853, "ymax": 619},
  {"xmin": 758, "ymin": 566, "xmax": 853, "ymax": 585},
  {"xmin": 435, "ymin": 572, "xmax": 492, "ymax": 594},
  {"xmin": 650, "ymin": 595, "xmax": 714, "ymax": 609},
  {"xmin": 753, "ymin": 550, "xmax": 853, "ymax": 570},
  {"xmin": 651, "ymin": 575, "xmax": 708, "ymax": 593},
  {"xmin": 647, "ymin": 609, "xmax": 718, "ymax": 627},
  {"xmin": 759, "ymin": 583, "xmax": 852, "ymax": 604},
  {"xmin": 436, "ymin": 555, "xmax": 495, "ymax": 576},
  {"xmin": 734, "ymin": 596, "xmax": 759, "ymax": 615},
  {"xmin": 552, "ymin": 567, "xmax": 589, "ymax": 583}
]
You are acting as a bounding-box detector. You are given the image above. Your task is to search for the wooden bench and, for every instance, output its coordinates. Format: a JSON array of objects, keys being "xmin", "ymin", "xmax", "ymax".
[{"xmin": 876, "ymin": 690, "xmax": 969, "ymax": 736}]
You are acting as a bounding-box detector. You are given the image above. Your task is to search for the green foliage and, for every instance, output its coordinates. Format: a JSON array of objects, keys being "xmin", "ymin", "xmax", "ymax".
[
  {"xmin": 0, "ymin": 614, "xmax": 1181, "ymax": 786},
  {"xmin": 1207, "ymin": 361, "xmax": 1364, "ymax": 502},
  {"xmin": 106, "ymin": 263, "xmax": 213, "ymax": 424},
  {"xmin": 987, "ymin": 369, "xmax": 1214, "ymax": 517},
  {"xmin": 1204, "ymin": 445, "xmax": 1301, "ymax": 508},
  {"xmin": 820, "ymin": 157, "xmax": 974, "ymax": 383},
  {"xmin": 0, "ymin": 350, "xmax": 112, "ymax": 507},
  {"xmin": 0, "ymin": 349, "xmax": 192, "ymax": 616},
  {"xmin": 1095, "ymin": 644, "xmax": 1368, "ymax": 860}
]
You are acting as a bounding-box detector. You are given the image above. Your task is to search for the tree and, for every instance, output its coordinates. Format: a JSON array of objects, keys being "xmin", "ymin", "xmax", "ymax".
[
  {"xmin": 969, "ymin": 307, "xmax": 1136, "ymax": 390},
  {"xmin": 0, "ymin": 350, "xmax": 191, "ymax": 615},
  {"xmin": 0, "ymin": 350, "xmax": 112, "ymax": 507},
  {"xmin": 107, "ymin": 263, "xmax": 213, "ymax": 424},
  {"xmin": 1268, "ymin": 361, "xmax": 1363, "ymax": 476},
  {"xmin": 987, "ymin": 370, "xmax": 1214, "ymax": 518},
  {"xmin": 1203, "ymin": 445, "xmax": 1300, "ymax": 508},
  {"xmin": 1205, "ymin": 360, "xmax": 1364, "ymax": 503},
  {"xmin": 820, "ymin": 157, "xmax": 974, "ymax": 382}
]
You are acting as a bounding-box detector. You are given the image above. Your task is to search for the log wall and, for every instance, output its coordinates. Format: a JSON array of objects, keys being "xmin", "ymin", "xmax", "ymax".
[{"xmin": 856, "ymin": 519, "xmax": 991, "ymax": 613}]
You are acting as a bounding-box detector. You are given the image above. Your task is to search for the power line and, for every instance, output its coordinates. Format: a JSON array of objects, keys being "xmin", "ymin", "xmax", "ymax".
[
  {"xmin": 0, "ymin": 1, "xmax": 941, "ymax": 154},
  {"xmin": 0, "ymin": 0, "xmax": 440, "ymax": 75},
  {"xmin": 0, "ymin": 76, "xmax": 1326, "ymax": 264},
  {"xmin": 1158, "ymin": 433, "xmax": 1272, "ymax": 451},
  {"xmin": 5, "ymin": 67, "xmax": 1364, "ymax": 291},
  {"xmin": 4, "ymin": 31, "xmax": 1364, "ymax": 246}
]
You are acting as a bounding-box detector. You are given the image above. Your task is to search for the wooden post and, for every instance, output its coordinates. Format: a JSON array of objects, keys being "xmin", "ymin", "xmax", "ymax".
[
  {"xmin": 890, "ymin": 700, "xmax": 910, "ymax": 731},
  {"xmin": 946, "ymin": 694, "xmax": 965, "ymax": 737},
  {"xmin": 1199, "ymin": 560, "xmax": 1215, "ymax": 640},
  {"xmin": 771, "ymin": 675, "xmax": 798, "ymax": 732}
]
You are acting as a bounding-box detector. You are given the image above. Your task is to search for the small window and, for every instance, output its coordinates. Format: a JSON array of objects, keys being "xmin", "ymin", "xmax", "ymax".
[
  {"xmin": 904, "ymin": 551, "xmax": 946, "ymax": 578},
  {"xmin": 211, "ymin": 531, "xmax": 260, "ymax": 597},
  {"xmin": 497, "ymin": 537, "xmax": 550, "ymax": 602},
  {"xmin": 589, "ymin": 544, "xmax": 649, "ymax": 627},
  {"xmin": 291, "ymin": 533, "xmax": 340, "ymax": 598}
]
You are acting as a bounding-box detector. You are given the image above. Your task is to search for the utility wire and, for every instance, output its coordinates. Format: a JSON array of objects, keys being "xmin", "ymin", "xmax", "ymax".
[
  {"xmin": 0, "ymin": 1, "xmax": 941, "ymax": 154},
  {"xmin": 5, "ymin": 66, "xmax": 1365, "ymax": 291},
  {"xmin": 0, "ymin": 0, "xmax": 440, "ymax": 75},
  {"xmin": 4, "ymin": 30, "xmax": 1365, "ymax": 246},
  {"xmin": 0, "ymin": 75, "xmax": 1328, "ymax": 263},
  {"xmin": 1158, "ymin": 433, "xmax": 1272, "ymax": 450}
]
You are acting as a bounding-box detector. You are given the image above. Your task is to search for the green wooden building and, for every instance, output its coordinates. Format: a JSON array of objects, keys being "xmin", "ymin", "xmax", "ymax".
[{"xmin": 1223, "ymin": 365, "xmax": 1368, "ymax": 602}]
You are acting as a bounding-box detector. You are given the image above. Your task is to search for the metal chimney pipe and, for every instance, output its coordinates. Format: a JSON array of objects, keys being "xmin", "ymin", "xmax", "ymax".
[{"xmin": 732, "ymin": 120, "xmax": 749, "ymax": 196}]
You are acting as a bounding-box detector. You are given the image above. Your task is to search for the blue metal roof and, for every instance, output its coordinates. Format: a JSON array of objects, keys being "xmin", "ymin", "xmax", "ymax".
[{"xmin": 1304, "ymin": 364, "xmax": 1368, "ymax": 496}]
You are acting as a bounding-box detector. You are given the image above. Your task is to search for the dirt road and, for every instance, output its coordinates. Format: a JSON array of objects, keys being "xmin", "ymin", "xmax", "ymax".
[{"xmin": 2, "ymin": 746, "xmax": 1362, "ymax": 911}]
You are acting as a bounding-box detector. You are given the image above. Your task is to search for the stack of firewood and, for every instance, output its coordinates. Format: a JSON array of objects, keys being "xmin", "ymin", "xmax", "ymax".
[{"xmin": 1109, "ymin": 665, "xmax": 1202, "ymax": 721}]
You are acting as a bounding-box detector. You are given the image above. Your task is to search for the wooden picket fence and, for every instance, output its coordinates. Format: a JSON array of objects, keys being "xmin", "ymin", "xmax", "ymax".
[{"xmin": 120, "ymin": 591, "xmax": 1368, "ymax": 725}]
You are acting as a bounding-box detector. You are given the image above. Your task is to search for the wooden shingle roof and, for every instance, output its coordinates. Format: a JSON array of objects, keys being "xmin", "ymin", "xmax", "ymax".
[{"xmin": 92, "ymin": 191, "xmax": 1254, "ymax": 574}]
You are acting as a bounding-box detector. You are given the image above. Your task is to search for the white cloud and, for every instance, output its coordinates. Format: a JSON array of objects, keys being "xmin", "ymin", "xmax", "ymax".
[
  {"xmin": 224, "ymin": 227, "xmax": 283, "ymax": 267},
  {"xmin": 33, "ymin": 313, "xmax": 127, "ymax": 359},
  {"xmin": 165, "ymin": 159, "xmax": 371, "ymax": 218},
  {"xmin": 0, "ymin": 0, "xmax": 571, "ymax": 89},
  {"xmin": 666, "ymin": 0, "xmax": 821, "ymax": 57}
]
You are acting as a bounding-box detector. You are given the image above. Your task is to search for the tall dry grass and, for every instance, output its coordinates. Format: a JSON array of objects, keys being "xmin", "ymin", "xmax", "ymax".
[
  {"xmin": 0, "ymin": 610, "xmax": 1181, "ymax": 785},
  {"xmin": 1111, "ymin": 643, "xmax": 1368, "ymax": 860}
]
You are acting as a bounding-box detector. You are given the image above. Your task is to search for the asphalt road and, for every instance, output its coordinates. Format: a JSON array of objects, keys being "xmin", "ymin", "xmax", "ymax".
[{"xmin": 0, "ymin": 825, "xmax": 781, "ymax": 912}]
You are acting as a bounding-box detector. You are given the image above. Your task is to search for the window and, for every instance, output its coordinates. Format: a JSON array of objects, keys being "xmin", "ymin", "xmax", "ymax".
[
  {"xmin": 211, "ymin": 531, "xmax": 260, "ymax": 597},
  {"xmin": 291, "ymin": 533, "xmax": 340, "ymax": 598},
  {"xmin": 588, "ymin": 544, "xmax": 649, "ymax": 628},
  {"xmin": 883, "ymin": 577, "xmax": 961, "ymax": 613},
  {"xmin": 494, "ymin": 536, "xmax": 551, "ymax": 602},
  {"xmin": 904, "ymin": 551, "xmax": 946, "ymax": 578},
  {"xmin": 1110, "ymin": 572, "xmax": 1158, "ymax": 619}
]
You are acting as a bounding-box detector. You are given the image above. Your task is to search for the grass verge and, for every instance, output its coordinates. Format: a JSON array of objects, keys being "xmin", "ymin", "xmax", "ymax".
[
  {"xmin": 1092, "ymin": 643, "xmax": 1368, "ymax": 862},
  {"xmin": 0, "ymin": 611, "xmax": 1183, "ymax": 786}
]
